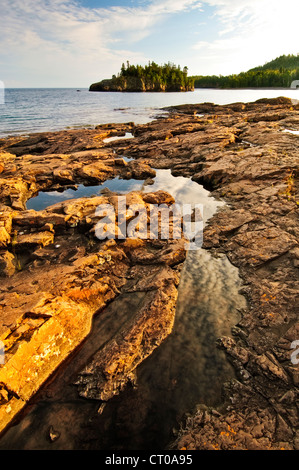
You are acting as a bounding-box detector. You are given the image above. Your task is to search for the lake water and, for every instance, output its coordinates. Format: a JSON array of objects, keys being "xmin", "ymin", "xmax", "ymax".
[
  {"xmin": 0, "ymin": 85, "xmax": 289, "ymax": 449},
  {"xmin": 1, "ymin": 87, "xmax": 299, "ymax": 137},
  {"xmin": 27, "ymin": 168, "xmax": 224, "ymax": 222}
]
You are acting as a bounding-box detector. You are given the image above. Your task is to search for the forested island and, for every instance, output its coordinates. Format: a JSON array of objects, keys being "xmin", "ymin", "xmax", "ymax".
[
  {"xmin": 89, "ymin": 61, "xmax": 194, "ymax": 92},
  {"xmin": 90, "ymin": 55, "xmax": 299, "ymax": 92},
  {"xmin": 191, "ymin": 54, "xmax": 299, "ymax": 88}
]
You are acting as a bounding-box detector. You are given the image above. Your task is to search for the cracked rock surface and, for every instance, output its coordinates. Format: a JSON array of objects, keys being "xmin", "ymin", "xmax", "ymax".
[{"xmin": 0, "ymin": 98, "xmax": 298, "ymax": 450}]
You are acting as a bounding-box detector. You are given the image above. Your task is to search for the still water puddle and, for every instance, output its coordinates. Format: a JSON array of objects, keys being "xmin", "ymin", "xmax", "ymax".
[
  {"xmin": 26, "ymin": 177, "xmax": 144, "ymax": 211},
  {"xmin": 26, "ymin": 168, "xmax": 225, "ymax": 222},
  {"xmin": 103, "ymin": 132, "xmax": 134, "ymax": 143},
  {"xmin": 283, "ymin": 129, "xmax": 299, "ymax": 135},
  {"xmin": 109, "ymin": 249, "xmax": 246, "ymax": 449},
  {"xmin": 0, "ymin": 167, "xmax": 246, "ymax": 450}
]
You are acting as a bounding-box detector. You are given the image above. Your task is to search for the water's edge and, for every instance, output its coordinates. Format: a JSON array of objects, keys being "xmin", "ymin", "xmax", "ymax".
[{"xmin": 0, "ymin": 167, "xmax": 247, "ymax": 450}]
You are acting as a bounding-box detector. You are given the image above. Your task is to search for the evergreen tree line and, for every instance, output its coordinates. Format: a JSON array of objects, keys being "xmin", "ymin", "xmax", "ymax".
[
  {"xmin": 192, "ymin": 54, "xmax": 299, "ymax": 88},
  {"xmin": 115, "ymin": 61, "xmax": 194, "ymax": 91},
  {"xmin": 249, "ymin": 54, "xmax": 299, "ymax": 72}
]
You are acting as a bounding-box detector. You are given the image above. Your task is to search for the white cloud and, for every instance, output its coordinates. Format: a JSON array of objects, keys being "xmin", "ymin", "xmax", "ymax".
[
  {"xmin": 0, "ymin": 0, "xmax": 204, "ymax": 86},
  {"xmin": 190, "ymin": 0, "xmax": 299, "ymax": 75},
  {"xmin": 0, "ymin": 0, "xmax": 206, "ymax": 86},
  {"xmin": 148, "ymin": 0, "xmax": 202, "ymax": 15},
  {"xmin": 1, "ymin": 0, "xmax": 299, "ymax": 86}
]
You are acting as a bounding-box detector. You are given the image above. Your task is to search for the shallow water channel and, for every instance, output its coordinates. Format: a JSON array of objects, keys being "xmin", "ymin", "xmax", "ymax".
[{"xmin": 0, "ymin": 168, "xmax": 247, "ymax": 450}]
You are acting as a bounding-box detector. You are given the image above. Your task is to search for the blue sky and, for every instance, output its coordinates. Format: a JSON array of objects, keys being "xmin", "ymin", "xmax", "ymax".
[{"xmin": 1, "ymin": 0, "xmax": 299, "ymax": 87}]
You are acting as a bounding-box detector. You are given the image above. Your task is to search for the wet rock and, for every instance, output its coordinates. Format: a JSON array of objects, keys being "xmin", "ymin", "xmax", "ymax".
[
  {"xmin": 0, "ymin": 98, "xmax": 298, "ymax": 450},
  {"xmin": 15, "ymin": 231, "xmax": 55, "ymax": 249},
  {"xmin": 0, "ymin": 227, "xmax": 10, "ymax": 249},
  {"xmin": 76, "ymin": 161, "xmax": 114, "ymax": 182},
  {"xmin": 49, "ymin": 426, "xmax": 61, "ymax": 442},
  {"xmin": 75, "ymin": 281, "xmax": 179, "ymax": 401},
  {"xmin": 52, "ymin": 168, "xmax": 75, "ymax": 184},
  {"xmin": 125, "ymin": 160, "xmax": 156, "ymax": 180},
  {"xmin": 0, "ymin": 251, "xmax": 16, "ymax": 277},
  {"xmin": 142, "ymin": 190, "xmax": 175, "ymax": 205},
  {"xmin": 0, "ymin": 186, "xmax": 187, "ymax": 435}
]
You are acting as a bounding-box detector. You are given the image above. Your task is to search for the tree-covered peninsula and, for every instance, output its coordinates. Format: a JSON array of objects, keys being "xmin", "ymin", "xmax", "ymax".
[
  {"xmin": 89, "ymin": 61, "xmax": 195, "ymax": 92},
  {"xmin": 191, "ymin": 54, "xmax": 299, "ymax": 89}
]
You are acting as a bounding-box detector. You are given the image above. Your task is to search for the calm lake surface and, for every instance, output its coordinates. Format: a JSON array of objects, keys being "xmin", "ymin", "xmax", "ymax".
[{"xmin": 1, "ymin": 87, "xmax": 299, "ymax": 137}]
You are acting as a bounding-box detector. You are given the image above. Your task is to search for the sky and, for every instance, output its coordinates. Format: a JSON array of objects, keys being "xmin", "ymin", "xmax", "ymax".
[{"xmin": 1, "ymin": 0, "xmax": 299, "ymax": 87}]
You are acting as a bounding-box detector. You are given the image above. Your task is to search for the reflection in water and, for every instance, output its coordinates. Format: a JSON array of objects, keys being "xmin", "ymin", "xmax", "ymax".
[
  {"xmin": 283, "ymin": 129, "xmax": 299, "ymax": 135},
  {"xmin": 0, "ymin": 169, "xmax": 246, "ymax": 450},
  {"xmin": 26, "ymin": 178, "xmax": 144, "ymax": 211},
  {"xmin": 103, "ymin": 133, "xmax": 134, "ymax": 143},
  {"xmin": 142, "ymin": 169, "xmax": 225, "ymax": 224},
  {"xmin": 171, "ymin": 249, "xmax": 247, "ymax": 409},
  {"xmin": 26, "ymin": 169, "xmax": 225, "ymax": 221},
  {"xmin": 100, "ymin": 249, "xmax": 247, "ymax": 449}
]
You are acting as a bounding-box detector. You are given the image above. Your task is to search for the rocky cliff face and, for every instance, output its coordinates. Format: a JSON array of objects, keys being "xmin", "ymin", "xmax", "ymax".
[{"xmin": 89, "ymin": 76, "xmax": 194, "ymax": 92}]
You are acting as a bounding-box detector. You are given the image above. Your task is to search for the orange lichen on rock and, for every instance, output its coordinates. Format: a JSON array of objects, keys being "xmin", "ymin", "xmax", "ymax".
[{"xmin": 0, "ymin": 187, "xmax": 186, "ymax": 437}]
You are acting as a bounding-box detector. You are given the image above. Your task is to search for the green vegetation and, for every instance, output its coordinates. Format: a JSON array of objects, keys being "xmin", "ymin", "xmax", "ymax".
[
  {"xmin": 90, "ymin": 61, "xmax": 194, "ymax": 92},
  {"xmin": 191, "ymin": 54, "xmax": 299, "ymax": 89},
  {"xmin": 249, "ymin": 54, "xmax": 299, "ymax": 72},
  {"xmin": 118, "ymin": 61, "xmax": 194, "ymax": 91}
]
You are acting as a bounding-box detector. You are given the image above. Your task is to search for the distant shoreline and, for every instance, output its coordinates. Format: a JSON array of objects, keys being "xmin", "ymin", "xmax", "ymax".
[
  {"xmin": 3, "ymin": 86, "xmax": 299, "ymax": 91},
  {"xmin": 195, "ymin": 86, "xmax": 299, "ymax": 91},
  {"xmin": 2, "ymin": 88, "xmax": 299, "ymax": 138}
]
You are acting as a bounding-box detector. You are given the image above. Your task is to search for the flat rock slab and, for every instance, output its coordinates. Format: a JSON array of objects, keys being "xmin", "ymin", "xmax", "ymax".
[
  {"xmin": 0, "ymin": 188, "xmax": 186, "ymax": 435},
  {"xmin": 0, "ymin": 98, "xmax": 298, "ymax": 450}
]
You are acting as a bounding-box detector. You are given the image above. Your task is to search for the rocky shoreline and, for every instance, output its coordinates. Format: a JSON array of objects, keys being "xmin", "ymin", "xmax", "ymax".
[
  {"xmin": 0, "ymin": 97, "xmax": 298, "ymax": 450},
  {"xmin": 89, "ymin": 76, "xmax": 194, "ymax": 92}
]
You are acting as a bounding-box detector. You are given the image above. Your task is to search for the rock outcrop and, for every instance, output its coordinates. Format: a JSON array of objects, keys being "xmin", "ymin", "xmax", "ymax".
[
  {"xmin": 109, "ymin": 96, "xmax": 299, "ymax": 450},
  {"xmin": 0, "ymin": 97, "xmax": 298, "ymax": 450},
  {"xmin": 0, "ymin": 191, "xmax": 186, "ymax": 434},
  {"xmin": 89, "ymin": 76, "xmax": 194, "ymax": 92},
  {"xmin": 0, "ymin": 123, "xmax": 187, "ymax": 435}
]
